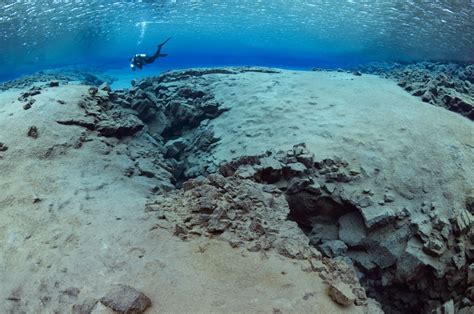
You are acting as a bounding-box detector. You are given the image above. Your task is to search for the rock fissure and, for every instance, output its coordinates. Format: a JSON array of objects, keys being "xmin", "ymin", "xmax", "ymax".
[
  {"xmin": 210, "ymin": 143, "xmax": 474, "ymax": 314},
  {"xmin": 2, "ymin": 66, "xmax": 472, "ymax": 313}
]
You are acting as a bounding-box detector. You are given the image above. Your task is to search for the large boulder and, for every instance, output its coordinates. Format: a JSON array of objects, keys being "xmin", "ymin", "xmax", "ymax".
[
  {"xmin": 319, "ymin": 240, "xmax": 348, "ymax": 258},
  {"xmin": 327, "ymin": 281, "xmax": 356, "ymax": 306},
  {"xmin": 100, "ymin": 285, "xmax": 151, "ymax": 314},
  {"xmin": 96, "ymin": 114, "xmax": 144, "ymax": 138},
  {"xmin": 359, "ymin": 206, "xmax": 396, "ymax": 230},
  {"xmin": 338, "ymin": 211, "xmax": 367, "ymax": 247}
]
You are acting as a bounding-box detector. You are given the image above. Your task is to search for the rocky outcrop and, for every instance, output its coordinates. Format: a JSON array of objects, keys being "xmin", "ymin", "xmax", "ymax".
[
  {"xmin": 146, "ymin": 172, "xmax": 370, "ymax": 308},
  {"xmin": 110, "ymin": 69, "xmax": 242, "ymax": 184},
  {"xmin": 0, "ymin": 67, "xmax": 114, "ymax": 91},
  {"xmin": 146, "ymin": 173, "xmax": 319, "ymax": 259},
  {"xmin": 52, "ymin": 68, "xmax": 247, "ymax": 190},
  {"xmin": 127, "ymin": 76, "xmax": 227, "ymax": 136},
  {"xmin": 354, "ymin": 62, "xmax": 474, "ymax": 120},
  {"xmin": 115, "ymin": 67, "xmax": 279, "ymax": 134},
  {"xmin": 56, "ymin": 91, "xmax": 144, "ymax": 139},
  {"xmin": 203, "ymin": 143, "xmax": 474, "ymax": 314},
  {"xmin": 131, "ymin": 67, "xmax": 280, "ymax": 86}
]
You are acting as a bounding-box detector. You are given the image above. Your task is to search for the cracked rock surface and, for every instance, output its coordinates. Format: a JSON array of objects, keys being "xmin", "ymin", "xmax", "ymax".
[
  {"xmin": 354, "ymin": 62, "xmax": 474, "ymax": 120},
  {"xmin": 141, "ymin": 68, "xmax": 473, "ymax": 313},
  {"xmin": 0, "ymin": 67, "xmax": 473, "ymax": 313}
]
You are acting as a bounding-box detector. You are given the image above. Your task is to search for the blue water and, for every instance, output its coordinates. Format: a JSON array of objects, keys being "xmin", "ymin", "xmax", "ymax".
[{"xmin": 1, "ymin": 0, "xmax": 473, "ymax": 82}]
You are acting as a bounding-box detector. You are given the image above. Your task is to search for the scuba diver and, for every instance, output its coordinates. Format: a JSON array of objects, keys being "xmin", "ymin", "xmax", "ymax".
[{"xmin": 130, "ymin": 37, "xmax": 171, "ymax": 71}]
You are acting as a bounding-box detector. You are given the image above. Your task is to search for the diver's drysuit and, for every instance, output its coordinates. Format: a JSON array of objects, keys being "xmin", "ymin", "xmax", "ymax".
[{"xmin": 130, "ymin": 37, "xmax": 170, "ymax": 71}]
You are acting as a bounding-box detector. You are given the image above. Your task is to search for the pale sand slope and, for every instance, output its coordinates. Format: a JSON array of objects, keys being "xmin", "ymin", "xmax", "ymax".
[
  {"xmin": 0, "ymin": 85, "xmax": 362, "ymax": 313},
  {"xmin": 206, "ymin": 70, "xmax": 473, "ymax": 215}
]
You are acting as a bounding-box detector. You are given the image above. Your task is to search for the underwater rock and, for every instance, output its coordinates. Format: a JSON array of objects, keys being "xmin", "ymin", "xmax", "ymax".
[
  {"xmin": 383, "ymin": 193, "xmax": 395, "ymax": 203},
  {"xmin": 308, "ymin": 222, "xmax": 339, "ymax": 245},
  {"xmin": 19, "ymin": 92, "xmax": 39, "ymax": 110},
  {"xmin": 327, "ymin": 281, "xmax": 356, "ymax": 306},
  {"xmin": 95, "ymin": 114, "xmax": 144, "ymax": 138},
  {"xmin": 432, "ymin": 299, "xmax": 455, "ymax": 314},
  {"xmin": 359, "ymin": 206, "xmax": 396, "ymax": 230},
  {"xmin": 49, "ymin": 80, "xmax": 59, "ymax": 87},
  {"xmin": 0, "ymin": 68, "xmax": 114, "ymax": 91},
  {"xmin": 137, "ymin": 79, "xmax": 152, "ymax": 90},
  {"xmin": 319, "ymin": 240, "xmax": 348, "ymax": 258},
  {"xmin": 468, "ymin": 264, "xmax": 474, "ymax": 285},
  {"xmin": 466, "ymin": 192, "xmax": 474, "ymax": 214},
  {"xmin": 451, "ymin": 209, "xmax": 473, "ymax": 236},
  {"xmin": 72, "ymin": 298, "xmax": 98, "ymax": 314},
  {"xmin": 422, "ymin": 234, "xmax": 447, "ymax": 257},
  {"xmin": 100, "ymin": 284, "xmax": 151, "ymax": 314},
  {"xmin": 56, "ymin": 90, "xmax": 146, "ymax": 139},
  {"xmin": 56, "ymin": 118, "xmax": 96, "ymax": 130},
  {"xmin": 147, "ymin": 167, "xmax": 368, "ymax": 307},
  {"xmin": 184, "ymin": 143, "xmax": 472, "ymax": 313},
  {"xmin": 355, "ymin": 62, "xmax": 474, "ymax": 120},
  {"xmin": 106, "ymin": 73, "xmax": 231, "ymax": 183},
  {"xmin": 177, "ymin": 87, "xmax": 206, "ymax": 99},
  {"xmin": 164, "ymin": 138, "xmax": 188, "ymax": 159},
  {"xmin": 397, "ymin": 237, "xmax": 444, "ymax": 281},
  {"xmin": 98, "ymin": 82, "xmax": 111, "ymax": 92},
  {"xmin": 130, "ymin": 98, "xmax": 157, "ymax": 122},
  {"xmin": 27, "ymin": 126, "xmax": 38, "ymax": 139},
  {"xmin": 147, "ymin": 173, "xmax": 318, "ymax": 256},
  {"xmin": 57, "ymin": 114, "xmax": 144, "ymax": 138},
  {"xmin": 338, "ymin": 211, "xmax": 367, "ymax": 247},
  {"xmin": 18, "ymin": 90, "xmax": 41, "ymax": 101},
  {"xmin": 251, "ymin": 156, "xmax": 282, "ymax": 183},
  {"xmin": 88, "ymin": 86, "xmax": 98, "ymax": 96},
  {"xmin": 368, "ymin": 241, "xmax": 398, "ymax": 270},
  {"xmin": 458, "ymin": 306, "xmax": 474, "ymax": 314},
  {"xmin": 0, "ymin": 142, "xmax": 8, "ymax": 152},
  {"xmin": 23, "ymin": 101, "xmax": 33, "ymax": 110},
  {"xmin": 115, "ymin": 73, "xmax": 229, "ymax": 135},
  {"xmin": 152, "ymin": 67, "xmax": 280, "ymax": 84}
]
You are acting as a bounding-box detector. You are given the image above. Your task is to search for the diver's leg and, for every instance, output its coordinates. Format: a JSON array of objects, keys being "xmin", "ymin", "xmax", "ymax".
[
  {"xmin": 158, "ymin": 37, "xmax": 171, "ymax": 47},
  {"xmin": 151, "ymin": 37, "xmax": 171, "ymax": 60},
  {"xmin": 144, "ymin": 56, "xmax": 155, "ymax": 64}
]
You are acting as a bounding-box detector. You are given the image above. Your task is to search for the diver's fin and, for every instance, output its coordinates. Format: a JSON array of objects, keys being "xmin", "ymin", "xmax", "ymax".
[{"xmin": 158, "ymin": 37, "xmax": 171, "ymax": 48}]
